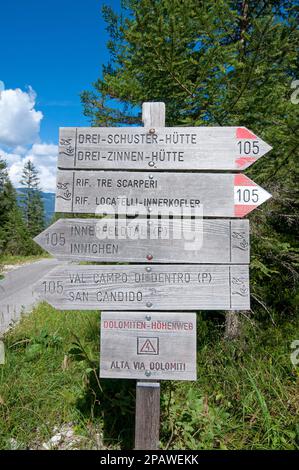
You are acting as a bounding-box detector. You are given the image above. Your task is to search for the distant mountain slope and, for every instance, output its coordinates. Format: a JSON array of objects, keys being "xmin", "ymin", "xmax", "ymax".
[{"xmin": 16, "ymin": 188, "xmax": 55, "ymax": 224}]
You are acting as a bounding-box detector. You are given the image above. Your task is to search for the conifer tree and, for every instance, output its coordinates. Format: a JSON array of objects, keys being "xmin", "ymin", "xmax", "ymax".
[
  {"xmin": 0, "ymin": 158, "xmax": 18, "ymax": 252},
  {"xmin": 0, "ymin": 158, "xmax": 16, "ymax": 225},
  {"xmin": 3, "ymin": 205, "xmax": 36, "ymax": 256},
  {"xmin": 81, "ymin": 0, "xmax": 299, "ymax": 320},
  {"xmin": 0, "ymin": 157, "xmax": 36, "ymax": 256},
  {"xmin": 20, "ymin": 160, "xmax": 45, "ymax": 237}
]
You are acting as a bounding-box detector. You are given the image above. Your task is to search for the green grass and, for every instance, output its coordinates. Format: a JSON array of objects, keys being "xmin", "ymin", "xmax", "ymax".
[
  {"xmin": 160, "ymin": 314, "xmax": 299, "ymax": 450},
  {"xmin": 0, "ymin": 304, "xmax": 298, "ymax": 450},
  {"xmin": 0, "ymin": 304, "xmax": 109, "ymax": 450}
]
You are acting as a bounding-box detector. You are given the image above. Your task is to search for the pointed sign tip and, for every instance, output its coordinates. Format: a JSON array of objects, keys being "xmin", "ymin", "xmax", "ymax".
[{"xmin": 234, "ymin": 175, "xmax": 272, "ymax": 217}]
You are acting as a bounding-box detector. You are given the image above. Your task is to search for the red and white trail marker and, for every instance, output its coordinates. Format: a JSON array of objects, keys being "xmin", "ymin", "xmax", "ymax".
[
  {"xmin": 58, "ymin": 126, "xmax": 272, "ymax": 171},
  {"xmin": 55, "ymin": 170, "xmax": 272, "ymax": 217},
  {"xmin": 234, "ymin": 174, "xmax": 272, "ymax": 217}
]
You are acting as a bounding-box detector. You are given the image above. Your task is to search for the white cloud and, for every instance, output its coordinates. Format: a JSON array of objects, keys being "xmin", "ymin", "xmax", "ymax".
[
  {"xmin": 0, "ymin": 87, "xmax": 43, "ymax": 147},
  {"xmin": 13, "ymin": 145, "xmax": 28, "ymax": 156},
  {"xmin": 1, "ymin": 144, "xmax": 58, "ymax": 193},
  {"xmin": 0, "ymin": 85, "xmax": 57, "ymax": 192}
]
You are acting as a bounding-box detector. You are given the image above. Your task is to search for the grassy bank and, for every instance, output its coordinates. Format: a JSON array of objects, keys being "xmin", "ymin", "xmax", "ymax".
[{"xmin": 0, "ymin": 303, "xmax": 298, "ymax": 450}]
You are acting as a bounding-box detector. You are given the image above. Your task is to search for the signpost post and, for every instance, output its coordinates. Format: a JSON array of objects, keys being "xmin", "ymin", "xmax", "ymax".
[
  {"xmin": 135, "ymin": 102, "xmax": 164, "ymax": 450},
  {"xmin": 34, "ymin": 101, "xmax": 272, "ymax": 451}
]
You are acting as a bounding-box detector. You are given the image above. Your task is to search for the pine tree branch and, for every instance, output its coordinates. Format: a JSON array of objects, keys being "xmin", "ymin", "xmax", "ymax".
[{"xmin": 220, "ymin": 15, "xmax": 274, "ymax": 120}]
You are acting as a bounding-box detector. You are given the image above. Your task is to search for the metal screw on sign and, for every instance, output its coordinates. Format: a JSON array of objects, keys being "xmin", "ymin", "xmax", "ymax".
[
  {"xmin": 145, "ymin": 370, "xmax": 151, "ymax": 377},
  {"xmin": 146, "ymin": 267, "xmax": 152, "ymax": 272},
  {"xmin": 146, "ymin": 302, "xmax": 153, "ymax": 308},
  {"xmin": 147, "ymin": 254, "xmax": 153, "ymax": 261},
  {"xmin": 148, "ymin": 128, "xmax": 155, "ymax": 134}
]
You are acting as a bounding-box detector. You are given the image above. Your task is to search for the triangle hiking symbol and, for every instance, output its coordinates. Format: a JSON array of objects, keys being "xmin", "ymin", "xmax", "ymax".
[{"xmin": 140, "ymin": 339, "xmax": 157, "ymax": 353}]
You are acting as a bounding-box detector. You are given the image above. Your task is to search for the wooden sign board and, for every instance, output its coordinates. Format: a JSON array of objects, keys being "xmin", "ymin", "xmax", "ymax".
[
  {"xmin": 34, "ymin": 218, "xmax": 250, "ymax": 264},
  {"xmin": 100, "ymin": 311, "xmax": 197, "ymax": 381},
  {"xmin": 55, "ymin": 170, "xmax": 271, "ymax": 217},
  {"xmin": 34, "ymin": 264, "xmax": 250, "ymax": 310},
  {"xmin": 58, "ymin": 126, "xmax": 272, "ymax": 171}
]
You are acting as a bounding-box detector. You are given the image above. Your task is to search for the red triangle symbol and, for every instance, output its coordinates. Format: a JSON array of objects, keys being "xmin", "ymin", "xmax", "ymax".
[
  {"xmin": 140, "ymin": 339, "xmax": 156, "ymax": 353},
  {"xmin": 234, "ymin": 174, "xmax": 257, "ymax": 187},
  {"xmin": 234, "ymin": 204, "xmax": 257, "ymax": 217},
  {"xmin": 236, "ymin": 128, "xmax": 257, "ymax": 139}
]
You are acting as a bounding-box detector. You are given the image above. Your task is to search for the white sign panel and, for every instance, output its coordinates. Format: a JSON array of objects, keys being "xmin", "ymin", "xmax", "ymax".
[{"xmin": 100, "ymin": 312, "xmax": 197, "ymax": 381}]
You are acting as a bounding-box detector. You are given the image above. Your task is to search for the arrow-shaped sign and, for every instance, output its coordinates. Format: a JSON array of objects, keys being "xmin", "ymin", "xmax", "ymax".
[
  {"xmin": 58, "ymin": 126, "xmax": 272, "ymax": 171},
  {"xmin": 34, "ymin": 218, "xmax": 250, "ymax": 264},
  {"xmin": 34, "ymin": 264, "xmax": 250, "ymax": 311},
  {"xmin": 55, "ymin": 170, "xmax": 272, "ymax": 217}
]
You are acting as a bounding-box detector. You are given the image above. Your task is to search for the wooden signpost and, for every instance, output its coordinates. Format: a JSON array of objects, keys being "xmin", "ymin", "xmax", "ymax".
[
  {"xmin": 100, "ymin": 312, "xmax": 197, "ymax": 381},
  {"xmin": 34, "ymin": 100, "xmax": 272, "ymax": 451},
  {"xmin": 34, "ymin": 218, "xmax": 250, "ymax": 264},
  {"xmin": 58, "ymin": 126, "xmax": 272, "ymax": 171},
  {"xmin": 35, "ymin": 264, "xmax": 250, "ymax": 311},
  {"xmin": 55, "ymin": 170, "xmax": 271, "ymax": 217}
]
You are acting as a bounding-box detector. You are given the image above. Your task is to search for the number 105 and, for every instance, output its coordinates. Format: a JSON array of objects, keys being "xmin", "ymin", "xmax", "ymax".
[
  {"xmin": 237, "ymin": 140, "xmax": 259, "ymax": 154},
  {"xmin": 236, "ymin": 188, "xmax": 259, "ymax": 203}
]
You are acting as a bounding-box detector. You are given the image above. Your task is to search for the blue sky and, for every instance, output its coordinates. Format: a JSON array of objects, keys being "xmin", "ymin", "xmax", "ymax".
[
  {"xmin": 0, "ymin": 0, "xmax": 123, "ymax": 191},
  {"xmin": 1, "ymin": 0, "xmax": 121, "ymax": 143}
]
